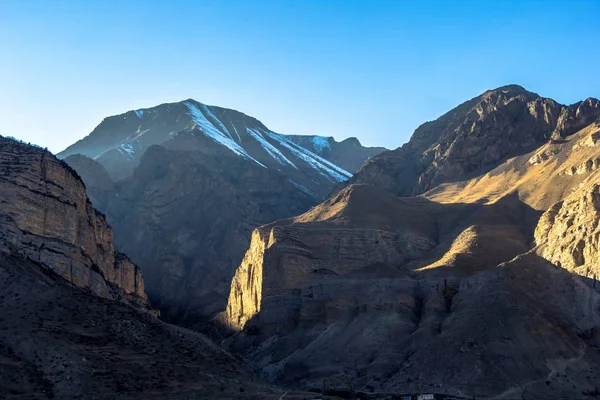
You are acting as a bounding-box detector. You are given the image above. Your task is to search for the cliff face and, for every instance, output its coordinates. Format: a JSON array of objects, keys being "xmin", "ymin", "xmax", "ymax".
[
  {"xmin": 535, "ymin": 183, "xmax": 600, "ymax": 280},
  {"xmin": 351, "ymin": 85, "xmax": 600, "ymax": 197},
  {"xmin": 0, "ymin": 136, "xmax": 147, "ymax": 305},
  {"xmin": 224, "ymin": 184, "xmax": 439, "ymax": 332}
]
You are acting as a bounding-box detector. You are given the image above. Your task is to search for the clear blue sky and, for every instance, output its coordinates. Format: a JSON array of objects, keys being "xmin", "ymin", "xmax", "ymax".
[{"xmin": 1, "ymin": 0, "xmax": 599, "ymax": 153}]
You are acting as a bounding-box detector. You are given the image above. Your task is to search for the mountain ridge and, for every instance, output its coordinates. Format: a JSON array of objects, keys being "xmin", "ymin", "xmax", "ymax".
[
  {"xmin": 58, "ymin": 98, "xmax": 387, "ymax": 182},
  {"xmin": 348, "ymin": 85, "xmax": 600, "ymax": 197}
]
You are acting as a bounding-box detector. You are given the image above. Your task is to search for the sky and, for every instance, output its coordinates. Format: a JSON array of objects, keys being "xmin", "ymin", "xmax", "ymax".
[{"xmin": 1, "ymin": 0, "xmax": 599, "ymax": 153}]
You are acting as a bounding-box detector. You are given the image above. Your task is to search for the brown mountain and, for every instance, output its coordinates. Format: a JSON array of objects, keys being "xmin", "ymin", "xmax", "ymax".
[
  {"xmin": 0, "ymin": 136, "xmax": 312, "ymax": 399},
  {"xmin": 350, "ymin": 85, "xmax": 600, "ymax": 197},
  {"xmin": 221, "ymin": 87, "xmax": 600, "ymax": 399}
]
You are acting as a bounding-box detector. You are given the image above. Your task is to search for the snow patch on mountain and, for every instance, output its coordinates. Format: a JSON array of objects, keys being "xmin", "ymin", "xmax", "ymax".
[
  {"xmin": 265, "ymin": 131, "xmax": 352, "ymax": 183},
  {"xmin": 118, "ymin": 143, "xmax": 135, "ymax": 160},
  {"xmin": 201, "ymin": 104, "xmax": 231, "ymax": 140},
  {"xmin": 231, "ymin": 122, "xmax": 241, "ymax": 142},
  {"xmin": 312, "ymin": 136, "xmax": 330, "ymax": 152},
  {"xmin": 184, "ymin": 102, "xmax": 266, "ymax": 168},
  {"xmin": 247, "ymin": 128, "xmax": 297, "ymax": 168}
]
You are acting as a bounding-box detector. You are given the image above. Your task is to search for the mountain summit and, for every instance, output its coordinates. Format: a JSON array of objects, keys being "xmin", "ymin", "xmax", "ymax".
[
  {"xmin": 350, "ymin": 85, "xmax": 600, "ymax": 196},
  {"xmin": 58, "ymin": 99, "xmax": 385, "ymax": 192}
]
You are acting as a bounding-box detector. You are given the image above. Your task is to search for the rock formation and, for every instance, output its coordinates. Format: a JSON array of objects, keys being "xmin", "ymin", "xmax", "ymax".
[
  {"xmin": 535, "ymin": 182, "xmax": 600, "ymax": 280},
  {"xmin": 0, "ymin": 136, "xmax": 147, "ymax": 306}
]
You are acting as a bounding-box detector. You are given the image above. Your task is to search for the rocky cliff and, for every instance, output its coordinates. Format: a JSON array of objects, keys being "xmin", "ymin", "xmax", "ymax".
[
  {"xmin": 535, "ymin": 182, "xmax": 600, "ymax": 280},
  {"xmin": 0, "ymin": 136, "xmax": 147, "ymax": 306},
  {"xmin": 224, "ymin": 184, "xmax": 439, "ymax": 331}
]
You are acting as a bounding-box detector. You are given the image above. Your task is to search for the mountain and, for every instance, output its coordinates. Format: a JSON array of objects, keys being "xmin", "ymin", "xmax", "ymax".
[
  {"xmin": 0, "ymin": 137, "xmax": 305, "ymax": 399},
  {"xmin": 349, "ymin": 85, "xmax": 600, "ymax": 197},
  {"xmin": 62, "ymin": 102, "xmax": 386, "ymax": 328},
  {"xmin": 58, "ymin": 99, "xmax": 385, "ymax": 186},
  {"xmin": 221, "ymin": 87, "xmax": 600, "ymax": 399}
]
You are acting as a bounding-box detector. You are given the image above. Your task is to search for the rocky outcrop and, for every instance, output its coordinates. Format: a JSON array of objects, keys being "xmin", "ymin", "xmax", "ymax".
[
  {"xmin": 0, "ymin": 136, "xmax": 148, "ymax": 306},
  {"xmin": 224, "ymin": 184, "xmax": 439, "ymax": 332},
  {"xmin": 535, "ymin": 183, "xmax": 600, "ymax": 279},
  {"xmin": 553, "ymin": 97, "xmax": 600, "ymax": 139},
  {"xmin": 351, "ymin": 85, "xmax": 600, "ymax": 197}
]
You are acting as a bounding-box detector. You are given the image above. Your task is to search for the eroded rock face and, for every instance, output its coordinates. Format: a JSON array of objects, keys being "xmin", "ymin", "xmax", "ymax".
[
  {"xmin": 351, "ymin": 85, "xmax": 600, "ymax": 197},
  {"xmin": 224, "ymin": 185, "xmax": 439, "ymax": 332},
  {"xmin": 535, "ymin": 183, "xmax": 600, "ymax": 279},
  {"xmin": 223, "ymin": 183, "xmax": 600, "ymax": 399},
  {"xmin": 553, "ymin": 98, "xmax": 600, "ymax": 139},
  {"xmin": 0, "ymin": 136, "xmax": 147, "ymax": 305}
]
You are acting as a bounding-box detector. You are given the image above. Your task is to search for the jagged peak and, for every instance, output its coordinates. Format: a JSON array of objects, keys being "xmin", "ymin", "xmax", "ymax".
[{"xmin": 487, "ymin": 84, "xmax": 529, "ymax": 94}]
